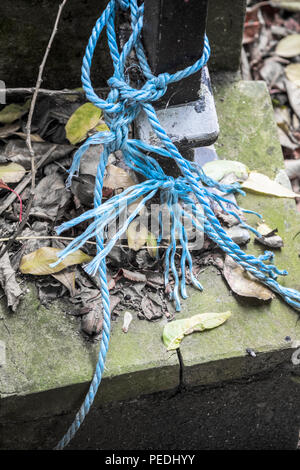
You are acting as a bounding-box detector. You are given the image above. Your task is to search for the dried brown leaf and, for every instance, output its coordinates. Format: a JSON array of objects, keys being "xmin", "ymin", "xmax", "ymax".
[{"xmin": 223, "ymin": 256, "xmax": 275, "ymax": 301}]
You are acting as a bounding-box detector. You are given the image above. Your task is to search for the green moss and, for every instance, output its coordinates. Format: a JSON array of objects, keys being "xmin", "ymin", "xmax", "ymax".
[
  {"xmin": 178, "ymin": 80, "xmax": 300, "ymax": 385},
  {"xmin": 1, "ymin": 79, "xmax": 300, "ymax": 421}
]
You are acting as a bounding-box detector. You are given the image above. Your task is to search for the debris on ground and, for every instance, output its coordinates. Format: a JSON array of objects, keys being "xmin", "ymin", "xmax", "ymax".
[
  {"xmin": 244, "ymin": 0, "xmax": 300, "ymax": 210},
  {"xmin": 0, "ymin": 1, "xmax": 299, "ymax": 340}
]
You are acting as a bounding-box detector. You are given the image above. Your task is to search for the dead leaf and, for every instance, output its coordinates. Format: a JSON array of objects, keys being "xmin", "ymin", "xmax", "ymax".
[
  {"xmin": 21, "ymin": 221, "xmax": 51, "ymax": 255},
  {"xmin": 276, "ymin": 34, "xmax": 300, "ymax": 58},
  {"xmin": 257, "ymin": 223, "xmax": 278, "ymax": 237},
  {"xmin": 127, "ymin": 220, "xmax": 149, "ymax": 251},
  {"xmin": 243, "ymin": 8, "xmax": 262, "ymax": 45},
  {"xmin": 121, "ymin": 268, "xmax": 147, "ymax": 283},
  {"xmin": 110, "ymin": 294, "xmax": 122, "ymax": 313},
  {"xmin": 255, "ymin": 223, "xmax": 284, "ymax": 248},
  {"xmin": 0, "ymin": 162, "xmax": 25, "ymax": 183},
  {"xmin": 271, "ymin": 0, "xmax": 300, "ymax": 12},
  {"xmin": 285, "ymin": 78, "xmax": 300, "ymax": 119},
  {"xmin": 2, "ymin": 140, "xmax": 74, "ymax": 170},
  {"xmin": 77, "ymin": 144, "xmax": 104, "ymax": 177},
  {"xmin": 0, "ymin": 179, "xmax": 23, "ymax": 221},
  {"xmin": 285, "ymin": 63, "xmax": 300, "ymax": 87},
  {"xmin": 0, "ymin": 122, "xmax": 21, "ymax": 139},
  {"xmin": 223, "ymin": 255, "xmax": 275, "ymax": 301},
  {"xmin": 163, "ymin": 311, "xmax": 231, "ymax": 350},
  {"xmin": 20, "ymin": 247, "xmax": 92, "ymax": 275},
  {"xmin": 30, "ymin": 173, "xmax": 71, "ymax": 220},
  {"xmin": 277, "ymin": 126, "xmax": 299, "ymax": 150},
  {"xmin": 145, "ymin": 271, "xmax": 164, "ymax": 288},
  {"xmin": 52, "ymin": 270, "xmax": 77, "ymax": 297},
  {"xmin": 71, "ymin": 174, "xmax": 95, "ymax": 208},
  {"xmin": 141, "ymin": 296, "xmax": 163, "ymax": 320},
  {"xmin": 13, "ymin": 132, "xmax": 45, "ymax": 143},
  {"xmin": 260, "ymin": 59, "xmax": 285, "ymax": 90},
  {"xmin": 0, "ymin": 101, "xmax": 30, "ymax": 124},
  {"xmin": 241, "ymin": 171, "xmax": 300, "ymax": 197},
  {"xmin": 103, "ymin": 164, "xmax": 136, "ymax": 190},
  {"xmin": 0, "ymin": 252, "xmax": 23, "ymax": 311},
  {"xmin": 202, "ymin": 159, "xmax": 249, "ymax": 182},
  {"xmin": 81, "ymin": 307, "xmax": 103, "ymax": 336},
  {"xmin": 285, "ymin": 159, "xmax": 300, "ymax": 179}
]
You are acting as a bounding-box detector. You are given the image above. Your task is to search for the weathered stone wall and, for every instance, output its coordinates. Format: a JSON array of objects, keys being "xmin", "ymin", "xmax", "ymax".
[
  {"xmin": 207, "ymin": 0, "xmax": 247, "ymax": 72},
  {"xmin": 0, "ymin": 0, "xmax": 112, "ymax": 89},
  {"xmin": 0, "ymin": 0, "xmax": 246, "ymax": 89}
]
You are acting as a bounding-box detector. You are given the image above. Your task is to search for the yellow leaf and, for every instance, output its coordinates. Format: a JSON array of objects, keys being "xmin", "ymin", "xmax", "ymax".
[
  {"xmin": 163, "ymin": 311, "xmax": 231, "ymax": 350},
  {"xmin": 257, "ymin": 223, "xmax": 275, "ymax": 237},
  {"xmin": 285, "ymin": 63, "xmax": 300, "ymax": 87},
  {"xmin": 202, "ymin": 159, "xmax": 249, "ymax": 182},
  {"xmin": 241, "ymin": 171, "xmax": 300, "ymax": 198},
  {"xmin": 19, "ymin": 247, "xmax": 92, "ymax": 275},
  {"xmin": 147, "ymin": 232, "xmax": 158, "ymax": 258},
  {"xmin": 103, "ymin": 164, "xmax": 136, "ymax": 190},
  {"xmin": 275, "ymin": 34, "xmax": 300, "ymax": 58},
  {"xmin": 0, "ymin": 163, "xmax": 26, "ymax": 183},
  {"xmin": 271, "ymin": 0, "xmax": 300, "ymax": 12},
  {"xmin": 65, "ymin": 103, "xmax": 102, "ymax": 145},
  {"xmin": 95, "ymin": 122, "xmax": 110, "ymax": 132},
  {"xmin": 126, "ymin": 220, "xmax": 148, "ymax": 251},
  {"xmin": 14, "ymin": 132, "xmax": 45, "ymax": 143}
]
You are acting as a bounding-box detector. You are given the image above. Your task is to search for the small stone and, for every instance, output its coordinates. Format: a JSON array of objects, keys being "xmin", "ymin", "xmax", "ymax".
[
  {"xmin": 246, "ymin": 348, "xmax": 257, "ymax": 358},
  {"xmin": 225, "ymin": 225, "xmax": 250, "ymax": 245}
]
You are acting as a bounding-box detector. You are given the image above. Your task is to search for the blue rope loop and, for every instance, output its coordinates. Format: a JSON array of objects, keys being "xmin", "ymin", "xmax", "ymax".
[{"xmin": 54, "ymin": 0, "xmax": 300, "ymax": 450}]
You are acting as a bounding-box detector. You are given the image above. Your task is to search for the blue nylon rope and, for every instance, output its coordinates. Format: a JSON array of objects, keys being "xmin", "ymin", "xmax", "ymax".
[{"xmin": 54, "ymin": 0, "xmax": 300, "ymax": 450}]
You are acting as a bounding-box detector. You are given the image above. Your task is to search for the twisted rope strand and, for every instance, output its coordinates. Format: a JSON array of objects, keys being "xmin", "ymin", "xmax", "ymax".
[{"xmin": 54, "ymin": 0, "xmax": 300, "ymax": 450}]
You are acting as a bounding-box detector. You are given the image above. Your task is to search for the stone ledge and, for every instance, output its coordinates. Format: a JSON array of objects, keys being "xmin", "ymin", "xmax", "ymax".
[
  {"xmin": 1, "ymin": 78, "xmax": 300, "ymax": 449},
  {"xmin": 177, "ymin": 78, "xmax": 300, "ymax": 386},
  {"xmin": 0, "ymin": 285, "xmax": 179, "ymax": 422}
]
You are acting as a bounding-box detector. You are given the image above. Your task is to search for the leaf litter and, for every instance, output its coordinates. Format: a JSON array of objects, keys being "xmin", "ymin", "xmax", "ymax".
[
  {"xmin": 0, "ymin": 38, "xmax": 298, "ymax": 343},
  {"xmin": 243, "ymin": 1, "xmax": 300, "ymax": 210}
]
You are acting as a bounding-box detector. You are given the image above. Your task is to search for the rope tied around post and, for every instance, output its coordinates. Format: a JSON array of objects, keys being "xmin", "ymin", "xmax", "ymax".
[{"xmin": 54, "ymin": 0, "xmax": 300, "ymax": 450}]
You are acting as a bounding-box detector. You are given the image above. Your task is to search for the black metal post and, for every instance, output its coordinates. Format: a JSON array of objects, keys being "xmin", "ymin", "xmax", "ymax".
[{"xmin": 142, "ymin": 0, "xmax": 209, "ymax": 107}]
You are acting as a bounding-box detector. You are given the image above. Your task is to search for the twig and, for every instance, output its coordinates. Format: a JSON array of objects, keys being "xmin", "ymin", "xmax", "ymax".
[
  {"xmin": 0, "ymin": 1, "xmax": 69, "ymax": 261},
  {"xmin": 0, "ymin": 234, "xmax": 195, "ymax": 251},
  {"xmin": 0, "ymin": 236, "xmax": 97, "ymax": 246},
  {"xmin": 247, "ymin": 1, "xmax": 270, "ymax": 13},
  {"xmin": 5, "ymin": 87, "xmax": 108, "ymax": 97},
  {"xmin": 241, "ymin": 47, "xmax": 253, "ymax": 81},
  {"xmin": 0, "ymin": 145, "xmax": 57, "ymax": 217},
  {"xmin": 25, "ymin": 0, "xmax": 68, "ymax": 183}
]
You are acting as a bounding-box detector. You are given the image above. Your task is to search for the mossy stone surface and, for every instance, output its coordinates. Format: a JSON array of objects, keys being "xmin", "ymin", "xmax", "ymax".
[
  {"xmin": 1, "ymin": 79, "xmax": 300, "ymax": 429},
  {"xmin": 0, "ymin": 283, "xmax": 178, "ymax": 421},
  {"xmin": 178, "ymin": 79, "xmax": 300, "ymax": 385}
]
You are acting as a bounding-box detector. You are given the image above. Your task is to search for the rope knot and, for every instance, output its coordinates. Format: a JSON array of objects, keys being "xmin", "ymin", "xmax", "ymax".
[
  {"xmin": 154, "ymin": 73, "xmax": 170, "ymax": 91},
  {"xmin": 109, "ymin": 121, "xmax": 128, "ymax": 150},
  {"xmin": 161, "ymin": 175, "xmax": 175, "ymax": 190}
]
